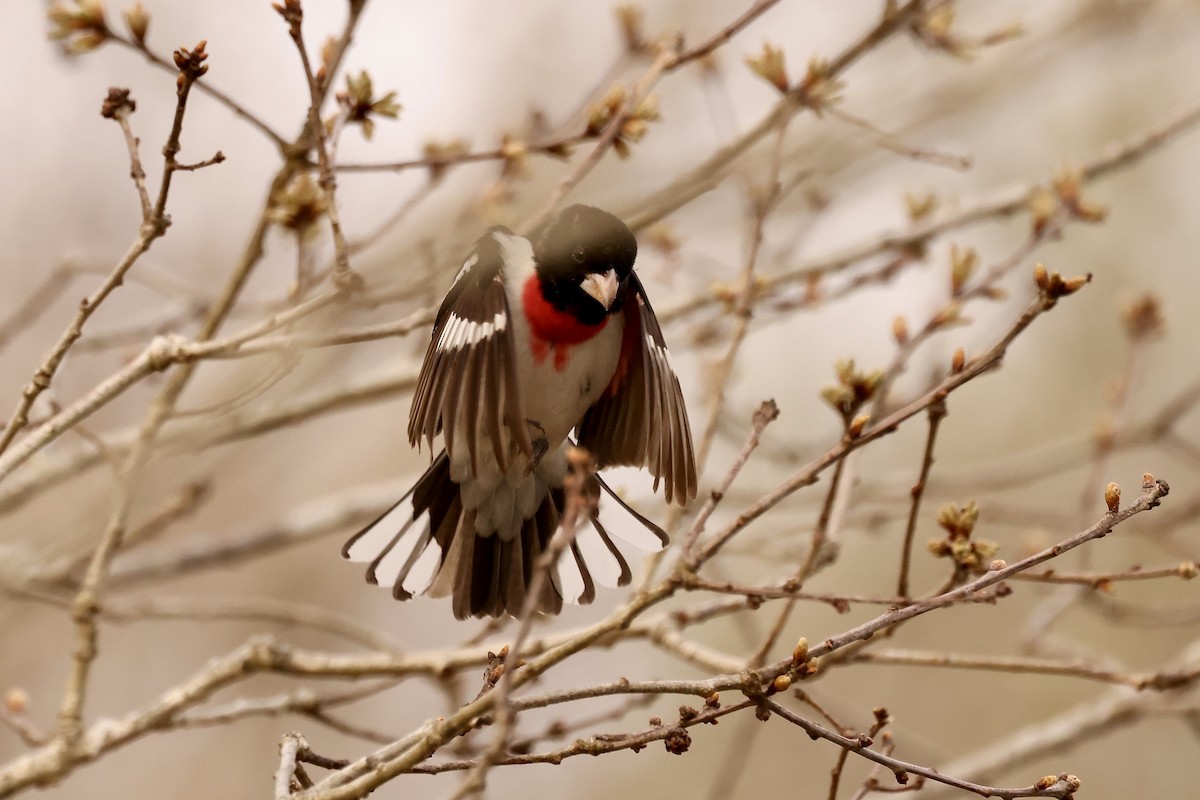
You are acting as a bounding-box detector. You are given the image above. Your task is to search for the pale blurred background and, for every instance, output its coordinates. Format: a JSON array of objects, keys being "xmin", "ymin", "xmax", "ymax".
[{"xmin": 2, "ymin": 1, "xmax": 1199, "ymax": 798}]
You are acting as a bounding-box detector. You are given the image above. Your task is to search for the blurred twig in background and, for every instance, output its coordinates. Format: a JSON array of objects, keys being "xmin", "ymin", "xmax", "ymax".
[{"xmin": 2, "ymin": 1, "xmax": 1200, "ymax": 799}]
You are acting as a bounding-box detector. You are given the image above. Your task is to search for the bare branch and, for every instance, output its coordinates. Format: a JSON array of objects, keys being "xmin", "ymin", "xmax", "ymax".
[{"xmin": 764, "ymin": 699, "xmax": 1080, "ymax": 800}]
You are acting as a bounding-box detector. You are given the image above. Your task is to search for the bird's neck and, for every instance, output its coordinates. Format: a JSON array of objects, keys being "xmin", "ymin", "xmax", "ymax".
[{"xmin": 522, "ymin": 274, "xmax": 608, "ymax": 344}]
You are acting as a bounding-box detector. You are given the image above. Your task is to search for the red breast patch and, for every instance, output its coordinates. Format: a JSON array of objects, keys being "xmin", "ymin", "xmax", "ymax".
[{"xmin": 522, "ymin": 275, "xmax": 608, "ymax": 371}]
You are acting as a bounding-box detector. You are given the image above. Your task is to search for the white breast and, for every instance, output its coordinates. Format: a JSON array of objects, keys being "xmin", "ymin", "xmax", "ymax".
[{"xmin": 496, "ymin": 232, "xmax": 623, "ymax": 447}]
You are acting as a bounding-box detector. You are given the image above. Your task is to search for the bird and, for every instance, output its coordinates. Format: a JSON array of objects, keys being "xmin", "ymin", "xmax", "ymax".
[{"xmin": 343, "ymin": 204, "xmax": 696, "ymax": 619}]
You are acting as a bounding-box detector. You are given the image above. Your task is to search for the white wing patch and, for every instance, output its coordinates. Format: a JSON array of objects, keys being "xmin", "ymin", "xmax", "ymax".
[
  {"xmin": 647, "ymin": 333, "xmax": 675, "ymax": 372},
  {"xmin": 495, "ymin": 232, "xmax": 536, "ymax": 282},
  {"xmin": 436, "ymin": 313, "xmax": 462, "ymax": 352},
  {"xmin": 437, "ymin": 311, "xmax": 507, "ymax": 351},
  {"xmin": 451, "ymin": 254, "xmax": 478, "ymax": 287}
]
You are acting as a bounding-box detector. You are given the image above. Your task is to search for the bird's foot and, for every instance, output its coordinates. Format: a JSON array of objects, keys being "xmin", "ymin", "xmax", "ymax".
[{"xmin": 525, "ymin": 437, "xmax": 550, "ymax": 478}]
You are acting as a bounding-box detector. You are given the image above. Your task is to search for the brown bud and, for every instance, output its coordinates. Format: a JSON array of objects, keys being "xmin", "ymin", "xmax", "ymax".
[
  {"xmin": 904, "ymin": 192, "xmax": 936, "ymax": 222},
  {"xmin": 1033, "ymin": 262, "xmax": 1049, "ymax": 291},
  {"xmin": 951, "ymin": 348, "xmax": 965, "ymax": 374},
  {"xmin": 614, "ymin": 4, "xmax": 646, "ymax": 53},
  {"xmin": 1035, "ymin": 776, "xmax": 1058, "ymax": 790},
  {"xmin": 1051, "ymin": 165, "xmax": 1080, "ymax": 204},
  {"xmin": 848, "ymin": 414, "xmax": 869, "ymax": 438},
  {"xmin": 48, "ymin": 0, "xmax": 111, "ymax": 53},
  {"xmin": 5, "ymin": 688, "xmax": 29, "ymax": 715},
  {"xmin": 269, "ymin": 171, "xmax": 327, "ymax": 233},
  {"xmin": 754, "ymin": 399, "xmax": 781, "ymax": 428},
  {"xmin": 663, "ymin": 727, "xmax": 692, "ymax": 755},
  {"xmin": 930, "ymin": 301, "xmax": 962, "ymax": 328},
  {"xmin": 1073, "ymin": 199, "xmax": 1108, "ymax": 223},
  {"xmin": 1104, "ymin": 482, "xmax": 1120, "ymax": 513},
  {"xmin": 745, "ymin": 42, "xmax": 789, "ymax": 94},
  {"xmin": 172, "ymin": 40, "xmax": 209, "ymax": 85},
  {"xmin": 804, "ymin": 270, "xmax": 822, "ymax": 302},
  {"xmin": 100, "ymin": 87, "xmax": 135, "ymax": 119},
  {"xmin": 1121, "ymin": 294, "xmax": 1164, "ymax": 340},
  {"xmin": 499, "ymin": 134, "xmax": 527, "ymax": 178},
  {"xmin": 1029, "ymin": 187, "xmax": 1058, "ymax": 235},
  {"xmin": 422, "ymin": 138, "xmax": 469, "ymax": 183},
  {"xmin": 927, "ymin": 539, "xmax": 952, "ymax": 557},
  {"xmin": 587, "ymin": 85, "xmax": 625, "ymax": 136},
  {"xmin": 798, "ymin": 56, "xmax": 843, "ymax": 113},
  {"xmin": 791, "ymin": 637, "xmax": 809, "ymax": 667},
  {"xmin": 1059, "ymin": 273, "xmax": 1091, "ymax": 295},
  {"xmin": 772, "ymin": 674, "xmax": 792, "ymax": 693},
  {"xmin": 949, "ymin": 244, "xmax": 977, "ymax": 294},
  {"xmin": 892, "ymin": 315, "xmax": 909, "ymax": 345},
  {"xmin": 272, "ymin": 0, "xmax": 302, "ymax": 29},
  {"xmin": 566, "ymin": 445, "xmax": 594, "ymax": 472},
  {"xmin": 821, "ymin": 384, "xmax": 855, "ymax": 416},
  {"xmin": 123, "ymin": 2, "xmax": 149, "ymax": 45}
]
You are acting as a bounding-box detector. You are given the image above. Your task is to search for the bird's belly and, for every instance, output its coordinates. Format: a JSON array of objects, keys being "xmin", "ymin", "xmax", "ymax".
[
  {"xmin": 520, "ymin": 317, "xmax": 623, "ymax": 446},
  {"xmin": 449, "ymin": 314, "xmax": 622, "ymax": 539}
]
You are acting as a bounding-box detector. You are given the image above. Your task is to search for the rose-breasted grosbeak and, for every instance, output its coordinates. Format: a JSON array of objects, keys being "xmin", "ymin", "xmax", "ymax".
[{"xmin": 343, "ymin": 204, "xmax": 696, "ymax": 619}]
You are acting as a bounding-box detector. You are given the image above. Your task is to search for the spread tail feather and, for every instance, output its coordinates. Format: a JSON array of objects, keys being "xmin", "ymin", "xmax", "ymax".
[{"xmin": 343, "ymin": 452, "xmax": 666, "ymax": 619}]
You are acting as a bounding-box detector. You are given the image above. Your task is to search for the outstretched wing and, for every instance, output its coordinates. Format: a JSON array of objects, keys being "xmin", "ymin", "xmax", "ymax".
[
  {"xmin": 576, "ymin": 273, "xmax": 697, "ymax": 504},
  {"xmin": 408, "ymin": 231, "xmax": 533, "ymax": 474}
]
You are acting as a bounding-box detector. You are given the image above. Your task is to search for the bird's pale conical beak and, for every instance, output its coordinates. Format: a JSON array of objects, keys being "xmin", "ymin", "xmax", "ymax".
[{"xmin": 581, "ymin": 269, "xmax": 619, "ymax": 310}]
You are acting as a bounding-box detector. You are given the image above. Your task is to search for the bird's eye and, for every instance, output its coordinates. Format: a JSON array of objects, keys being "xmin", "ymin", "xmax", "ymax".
[{"xmin": 572, "ymin": 246, "xmax": 586, "ymax": 263}]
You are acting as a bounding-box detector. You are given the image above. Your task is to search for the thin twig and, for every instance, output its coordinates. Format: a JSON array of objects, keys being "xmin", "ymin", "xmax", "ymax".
[
  {"xmin": 749, "ymin": 453, "xmax": 849, "ymax": 666},
  {"xmin": 653, "ymin": 100, "xmax": 1200, "ymax": 326},
  {"xmin": 764, "ymin": 700, "xmax": 1078, "ymax": 800},
  {"xmin": 55, "ymin": 48, "xmax": 213, "ymax": 750},
  {"xmin": 452, "ymin": 449, "xmax": 593, "ymax": 798},
  {"xmin": 827, "ymin": 106, "xmax": 972, "ymax": 171},
  {"xmin": 0, "ymin": 291, "xmax": 345, "ymax": 485},
  {"xmin": 275, "ymin": 732, "xmax": 307, "ymax": 800},
  {"xmin": 692, "ymin": 284, "xmax": 1072, "ymax": 568},
  {"xmin": 108, "ymin": 31, "xmax": 288, "ymax": 149},
  {"xmin": 897, "ymin": 399, "xmax": 947, "ymax": 598},
  {"xmin": 278, "ymin": 0, "xmax": 357, "ymax": 288},
  {"xmin": 0, "ymin": 81, "xmax": 199, "ymax": 458},
  {"xmin": 846, "ymin": 648, "xmax": 1195, "ymax": 690}
]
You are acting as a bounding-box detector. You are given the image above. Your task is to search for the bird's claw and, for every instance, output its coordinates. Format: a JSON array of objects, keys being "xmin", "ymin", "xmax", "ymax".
[{"xmin": 525, "ymin": 437, "xmax": 550, "ymax": 478}]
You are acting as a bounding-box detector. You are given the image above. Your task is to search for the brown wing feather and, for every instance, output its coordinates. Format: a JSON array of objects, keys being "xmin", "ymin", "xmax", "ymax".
[
  {"xmin": 576, "ymin": 275, "xmax": 697, "ymax": 504},
  {"xmin": 407, "ymin": 232, "xmax": 533, "ymax": 474}
]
